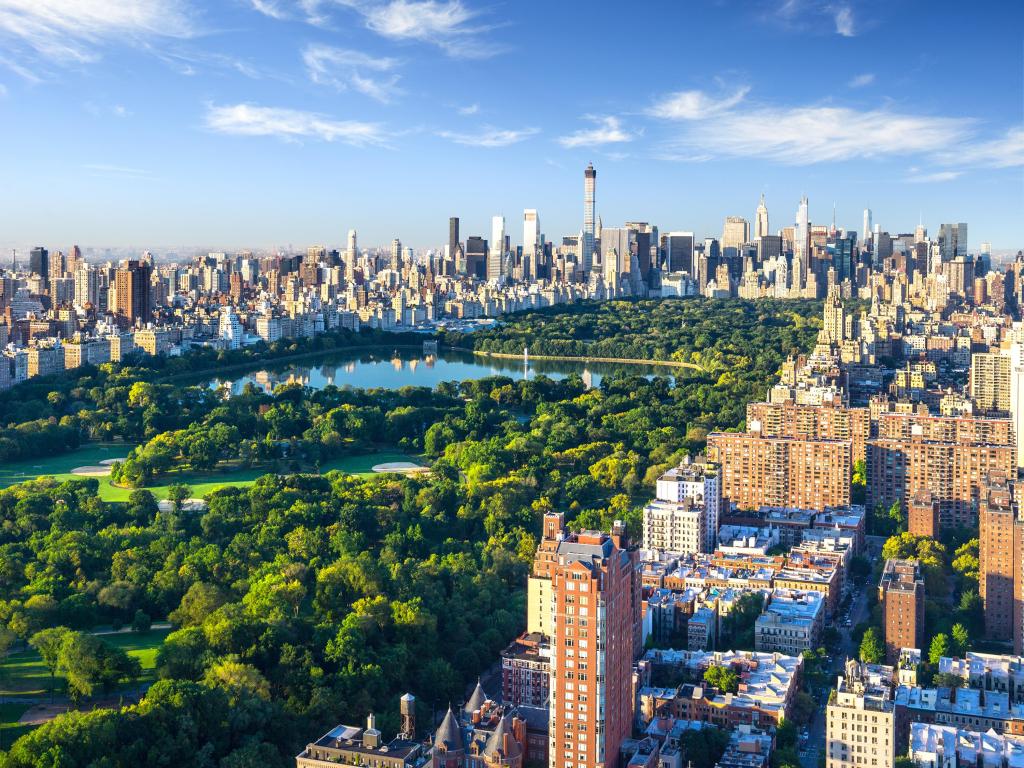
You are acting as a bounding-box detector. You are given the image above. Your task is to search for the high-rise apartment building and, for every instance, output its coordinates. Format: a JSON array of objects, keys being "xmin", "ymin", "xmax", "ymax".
[
  {"xmin": 390, "ymin": 238, "xmax": 402, "ymax": 271},
  {"xmin": 543, "ymin": 523, "xmax": 637, "ymax": 768},
  {"xmin": 113, "ymin": 260, "xmax": 152, "ymax": 326},
  {"xmin": 971, "ymin": 352, "xmax": 1012, "ymax": 414},
  {"xmin": 651, "ymin": 456, "xmax": 721, "ymax": 551},
  {"xmin": 826, "ymin": 660, "xmax": 896, "ymax": 768},
  {"xmin": 754, "ymin": 194, "xmax": 769, "ymax": 240},
  {"xmin": 879, "ymin": 559, "xmax": 925, "ymax": 663},
  {"xmin": 862, "ymin": 208, "xmax": 872, "ymax": 251},
  {"xmin": 793, "ymin": 197, "xmax": 809, "ymax": 292},
  {"xmin": 866, "ymin": 413, "xmax": 1015, "ymax": 530},
  {"xmin": 747, "ymin": 399, "xmax": 870, "ymax": 464},
  {"xmin": 448, "ymin": 218, "xmax": 459, "ymax": 259},
  {"xmin": 490, "ymin": 216, "xmax": 505, "ymax": 281},
  {"xmin": 583, "ymin": 163, "xmax": 596, "ymax": 274},
  {"xmin": 978, "ymin": 473, "xmax": 1024, "ymax": 645},
  {"xmin": 707, "ymin": 428, "xmax": 852, "ymax": 511}
]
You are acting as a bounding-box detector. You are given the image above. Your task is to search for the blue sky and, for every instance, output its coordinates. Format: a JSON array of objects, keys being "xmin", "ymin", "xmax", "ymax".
[{"xmin": 0, "ymin": 0, "xmax": 1021, "ymax": 254}]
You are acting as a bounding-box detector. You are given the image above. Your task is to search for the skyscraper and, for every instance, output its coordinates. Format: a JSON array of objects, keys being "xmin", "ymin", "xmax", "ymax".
[
  {"xmin": 722, "ymin": 216, "xmax": 750, "ymax": 252},
  {"xmin": 879, "ymin": 559, "xmax": 925, "ymax": 663},
  {"xmin": 793, "ymin": 196, "xmax": 809, "ymax": 292},
  {"xmin": 939, "ymin": 222, "xmax": 968, "ymax": 261},
  {"xmin": 755, "ymin": 194, "xmax": 769, "ymax": 240},
  {"xmin": 113, "ymin": 260, "xmax": 152, "ymax": 326},
  {"xmin": 490, "ymin": 216, "xmax": 505, "ymax": 282},
  {"xmin": 523, "ymin": 209, "xmax": 539, "ymax": 259},
  {"xmin": 390, "ymin": 238, "xmax": 402, "ymax": 271},
  {"xmin": 448, "ymin": 217, "xmax": 460, "ymax": 259},
  {"xmin": 862, "ymin": 208, "xmax": 872, "ymax": 251},
  {"xmin": 539, "ymin": 521, "xmax": 637, "ymax": 768},
  {"xmin": 29, "ymin": 246, "xmax": 48, "ymax": 283},
  {"xmin": 347, "ymin": 229, "xmax": 358, "ymax": 263},
  {"xmin": 664, "ymin": 232, "xmax": 695, "ymax": 274},
  {"xmin": 583, "ymin": 163, "xmax": 596, "ymax": 274}
]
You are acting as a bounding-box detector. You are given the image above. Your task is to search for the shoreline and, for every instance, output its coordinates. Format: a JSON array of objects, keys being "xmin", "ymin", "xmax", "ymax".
[{"xmin": 465, "ymin": 349, "xmax": 704, "ymax": 371}]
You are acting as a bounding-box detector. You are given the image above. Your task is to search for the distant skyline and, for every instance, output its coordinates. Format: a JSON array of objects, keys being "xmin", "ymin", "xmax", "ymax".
[{"xmin": 0, "ymin": 0, "xmax": 1021, "ymax": 252}]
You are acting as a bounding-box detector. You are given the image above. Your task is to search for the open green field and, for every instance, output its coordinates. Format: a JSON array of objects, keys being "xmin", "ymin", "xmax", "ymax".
[
  {"xmin": 0, "ymin": 444, "xmax": 425, "ymax": 501},
  {"xmin": 0, "ymin": 627, "xmax": 171, "ymax": 698}
]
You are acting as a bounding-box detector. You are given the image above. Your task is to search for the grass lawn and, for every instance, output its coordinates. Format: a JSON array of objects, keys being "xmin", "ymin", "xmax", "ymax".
[
  {"xmin": 0, "ymin": 702, "xmax": 32, "ymax": 747},
  {"xmin": 2, "ymin": 445, "xmax": 425, "ymax": 501},
  {"xmin": 0, "ymin": 627, "xmax": 170, "ymax": 699},
  {"xmin": 0, "ymin": 444, "xmax": 136, "ymax": 489}
]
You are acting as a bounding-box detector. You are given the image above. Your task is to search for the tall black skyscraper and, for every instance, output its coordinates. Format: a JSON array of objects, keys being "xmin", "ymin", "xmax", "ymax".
[
  {"xmin": 29, "ymin": 246, "xmax": 49, "ymax": 282},
  {"xmin": 448, "ymin": 217, "xmax": 460, "ymax": 259}
]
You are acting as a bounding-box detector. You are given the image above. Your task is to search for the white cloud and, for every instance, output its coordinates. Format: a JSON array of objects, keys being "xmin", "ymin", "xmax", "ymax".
[
  {"xmin": 668, "ymin": 104, "xmax": 973, "ymax": 164},
  {"xmin": 945, "ymin": 127, "xmax": 1024, "ymax": 169},
  {"xmin": 834, "ymin": 6, "xmax": 854, "ymax": 36},
  {"xmin": 457, "ymin": 103, "xmax": 479, "ymax": 115},
  {"xmin": 848, "ymin": 72, "xmax": 874, "ymax": 88},
  {"xmin": 906, "ymin": 170, "xmax": 962, "ymax": 183},
  {"xmin": 205, "ymin": 103, "xmax": 388, "ymax": 146},
  {"xmin": 646, "ymin": 86, "xmax": 750, "ymax": 120},
  {"xmin": 0, "ymin": 0, "xmax": 195, "ymax": 70},
  {"xmin": 557, "ymin": 116, "xmax": 634, "ymax": 149},
  {"xmin": 437, "ymin": 125, "xmax": 539, "ymax": 147},
  {"xmin": 249, "ymin": 0, "xmax": 289, "ymax": 19},
  {"xmin": 302, "ymin": 43, "xmax": 401, "ymax": 103}
]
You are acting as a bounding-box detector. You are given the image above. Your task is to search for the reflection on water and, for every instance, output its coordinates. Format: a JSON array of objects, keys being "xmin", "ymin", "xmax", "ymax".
[{"xmin": 206, "ymin": 350, "xmax": 681, "ymax": 396}]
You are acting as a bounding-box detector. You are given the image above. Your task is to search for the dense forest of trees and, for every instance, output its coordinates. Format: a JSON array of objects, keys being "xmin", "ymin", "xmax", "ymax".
[{"xmin": 0, "ymin": 299, "xmax": 823, "ymax": 764}]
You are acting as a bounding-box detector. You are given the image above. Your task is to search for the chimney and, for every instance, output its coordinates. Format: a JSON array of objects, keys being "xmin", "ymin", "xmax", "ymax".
[{"xmin": 364, "ymin": 713, "xmax": 381, "ymax": 748}]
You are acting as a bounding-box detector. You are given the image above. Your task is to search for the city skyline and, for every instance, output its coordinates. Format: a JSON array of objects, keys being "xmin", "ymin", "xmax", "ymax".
[{"xmin": 0, "ymin": 1, "xmax": 1021, "ymax": 252}]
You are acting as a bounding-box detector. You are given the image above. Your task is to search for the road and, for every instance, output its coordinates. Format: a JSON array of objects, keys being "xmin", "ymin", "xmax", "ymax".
[{"xmin": 798, "ymin": 538, "xmax": 880, "ymax": 768}]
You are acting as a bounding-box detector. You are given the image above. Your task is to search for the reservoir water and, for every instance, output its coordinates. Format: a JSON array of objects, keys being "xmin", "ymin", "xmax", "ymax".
[{"xmin": 205, "ymin": 349, "xmax": 682, "ymax": 395}]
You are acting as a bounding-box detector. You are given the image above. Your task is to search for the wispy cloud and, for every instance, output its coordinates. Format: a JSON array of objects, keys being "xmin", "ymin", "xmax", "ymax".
[
  {"xmin": 437, "ymin": 125, "xmax": 539, "ymax": 147},
  {"xmin": 253, "ymin": 0, "xmax": 502, "ymax": 58},
  {"xmin": 557, "ymin": 116, "xmax": 635, "ymax": 149},
  {"xmin": 833, "ymin": 6, "xmax": 854, "ymax": 36},
  {"xmin": 82, "ymin": 163, "xmax": 153, "ymax": 179},
  {"xmin": 646, "ymin": 86, "xmax": 750, "ymax": 120},
  {"xmin": 905, "ymin": 170, "xmax": 962, "ymax": 183},
  {"xmin": 457, "ymin": 103, "xmax": 479, "ymax": 115},
  {"xmin": 205, "ymin": 103, "xmax": 388, "ymax": 147},
  {"xmin": 302, "ymin": 43, "xmax": 401, "ymax": 103},
  {"xmin": 943, "ymin": 128, "xmax": 1024, "ymax": 169},
  {"xmin": 0, "ymin": 0, "xmax": 195, "ymax": 75},
  {"xmin": 848, "ymin": 72, "xmax": 874, "ymax": 88}
]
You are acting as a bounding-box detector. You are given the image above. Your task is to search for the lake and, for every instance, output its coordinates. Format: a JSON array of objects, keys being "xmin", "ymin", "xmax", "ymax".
[{"xmin": 205, "ymin": 349, "xmax": 681, "ymax": 395}]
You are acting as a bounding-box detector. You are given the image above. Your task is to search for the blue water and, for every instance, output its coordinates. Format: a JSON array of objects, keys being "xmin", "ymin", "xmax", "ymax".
[{"xmin": 206, "ymin": 350, "xmax": 677, "ymax": 395}]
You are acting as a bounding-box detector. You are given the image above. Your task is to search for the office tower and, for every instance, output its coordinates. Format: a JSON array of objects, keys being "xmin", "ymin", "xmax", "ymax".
[
  {"xmin": 862, "ymin": 208, "xmax": 872, "ymax": 250},
  {"xmin": 755, "ymin": 194, "xmax": 769, "ymax": 240},
  {"xmin": 939, "ymin": 222, "xmax": 968, "ymax": 260},
  {"xmin": 722, "ymin": 216, "xmax": 750, "ymax": 252},
  {"xmin": 391, "ymin": 238, "xmax": 402, "ymax": 270},
  {"xmin": 757, "ymin": 235, "xmax": 782, "ymax": 263},
  {"xmin": 113, "ymin": 260, "xmax": 153, "ymax": 325},
  {"xmin": 747, "ymin": 400, "xmax": 870, "ymax": 464},
  {"xmin": 523, "ymin": 209, "xmax": 539, "ymax": 259},
  {"xmin": 826, "ymin": 660, "xmax": 896, "ymax": 768},
  {"xmin": 664, "ymin": 232, "xmax": 694, "ymax": 273},
  {"xmin": 971, "ymin": 352, "xmax": 1012, "ymax": 413},
  {"xmin": 29, "ymin": 247, "xmax": 48, "ymax": 283},
  {"xmin": 489, "ymin": 216, "xmax": 505, "ymax": 281},
  {"xmin": 465, "ymin": 236, "xmax": 488, "ymax": 279},
  {"xmin": 543, "ymin": 522, "xmax": 637, "ymax": 768},
  {"xmin": 448, "ymin": 217, "xmax": 459, "ymax": 259},
  {"xmin": 793, "ymin": 196, "xmax": 809, "ymax": 291},
  {"xmin": 601, "ymin": 228, "xmax": 635, "ymax": 280},
  {"xmin": 831, "ymin": 232, "xmax": 856, "ymax": 283},
  {"xmin": 978, "ymin": 473, "xmax": 1022, "ymax": 643},
  {"xmin": 866, "ymin": 413, "xmax": 1015, "ymax": 531},
  {"xmin": 914, "ymin": 224, "xmax": 928, "ymax": 244},
  {"xmin": 707, "ymin": 427, "xmax": 852, "ymax": 511},
  {"xmin": 879, "ymin": 559, "xmax": 924, "ymax": 663},
  {"xmin": 583, "ymin": 163, "xmax": 596, "ymax": 274}
]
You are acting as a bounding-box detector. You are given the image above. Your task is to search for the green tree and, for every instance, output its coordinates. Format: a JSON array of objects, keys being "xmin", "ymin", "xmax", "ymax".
[
  {"xmin": 704, "ymin": 664, "xmax": 739, "ymax": 693},
  {"xmin": 859, "ymin": 627, "xmax": 884, "ymax": 663},
  {"xmin": 951, "ymin": 623, "xmax": 970, "ymax": 656},
  {"xmin": 29, "ymin": 626, "xmax": 70, "ymax": 700},
  {"xmin": 929, "ymin": 633, "xmax": 952, "ymax": 665}
]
